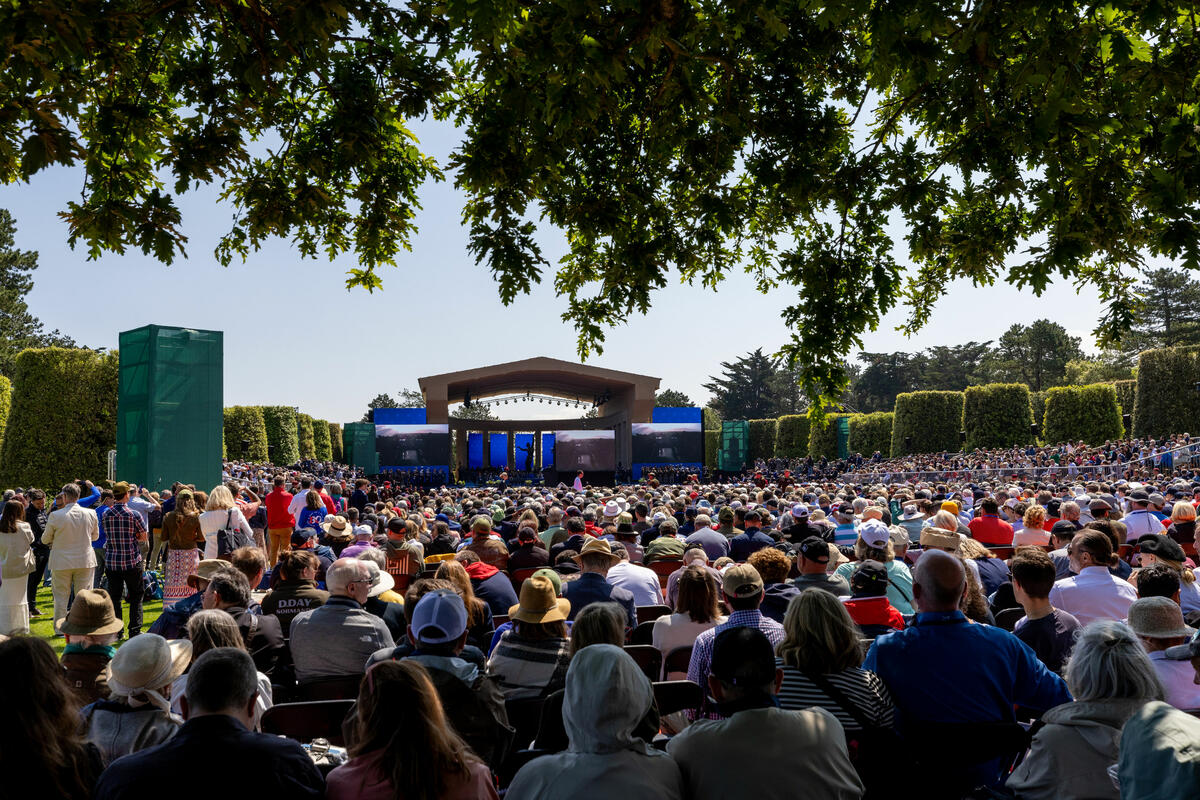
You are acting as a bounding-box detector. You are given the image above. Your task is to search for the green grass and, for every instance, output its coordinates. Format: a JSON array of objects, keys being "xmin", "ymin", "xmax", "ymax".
[{"xmin": 29, "ymin": 581, "xmax": 165, "ymax": 656}]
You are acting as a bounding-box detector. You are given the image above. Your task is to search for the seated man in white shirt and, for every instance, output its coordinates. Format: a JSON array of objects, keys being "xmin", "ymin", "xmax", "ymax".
[
  {"xmin": 1048, "ymin": 530, "xmax": 1137, "ymax": 626},
  {"xmin": 606, "ymin": 542, "xmax": 664, "ymax": 609},
  {"xmin": 1128, "ymin": 597, "xmax": 1200, "ymax": 710}
]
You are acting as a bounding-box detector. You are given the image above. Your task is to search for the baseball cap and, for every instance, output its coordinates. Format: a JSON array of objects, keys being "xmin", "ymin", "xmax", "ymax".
[
  {"xmin": 859, "ymin": 519, "xmax": 890, "ymax": 549},
  {"xmin": 1049, "ymin": 519, "xmax": 1078, "ymax": 538},
  {"xmin": 531, "ymin": 568, "xmax": 562, "ymax": 596},
  {"xmin": 799, "ymin": 536, "xmax": 830, "ymax": 561},
  {"xmin": 410, "ymin": 589, "xmax": 468, "ymax": 645},
  {"xmin": 851, "ymin": 560, "xmax": 889, "ymax": 597},
  {"xmin": 1164, "ymin": 631, "xmax": 1200, "ymax": 661},
  {"xmin": 721, "ymin": 563, "xmax": 764, "ymax": 599},
  {"xmin": 791, "ymin": 503, "xmax": 808, "ymax": 518}
]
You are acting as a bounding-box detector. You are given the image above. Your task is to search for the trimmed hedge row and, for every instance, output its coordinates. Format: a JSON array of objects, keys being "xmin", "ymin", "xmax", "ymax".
[
  {"xmin": 0, "ymin": 375, "xmax": 11, "ymax": 458},
  {"xmin": 1132, "ymin": 346, "xmax": 1200, "ymax": 437},
  {"xmin": 296, "ymin": 413, "xmax": 316, "ymax": 459},
  {"xmin": 328, "ymin": 422, "xmax": 343, "ymax": 462},
  {"xmin": 704, "ymin": 429, "xmax": 719, "ymax": 467},
  {"xmin": 747, "ymin": 419, "xmax": 778, "ymax": 463},
  {"xmin": 312, "ymin": 418, "xmax": 332, "ymax": 460},
  {"xmin": 223, "ymin": 406, "xmax": 269, "ymax": 462},
  {"xmin": 1043, "ymin": 384, "xmax": 1124, "ymax": 445},
  {"xmin": 0, "ymin": 348, "xmax": 118, "ymax": 488},
  {"xmin": 849, "ymin": 412, "xmax": 893, "ymax": 456},
  {"xmin": 963, "ymin": 383, "xmax": 1034, "ymax": 450},
  {"xmin": 261, "ymin": 406, "xmax": 300, "ymax": 465},
  {"xmin": 774, "ymin": 415, "xmax": 810, "ymax": 458},
  {"xmin": 1030, "ymin": 390, "xmax": 1047, "ymax": 436},
  {"xmin": 808, "ymin": 413, "xmax": 851, "ymax": 459},
  {"xmin": 890, "ymin": 391, "xmax": 963, "ymax": 456}
]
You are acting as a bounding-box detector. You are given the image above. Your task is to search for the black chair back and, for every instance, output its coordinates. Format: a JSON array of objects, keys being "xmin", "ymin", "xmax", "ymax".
[
  {"xmin": 994, "ymin": 607, "xmax": 1025, "ymax": 632},
  {"xmin": 295, "ymin": 674, "xmax": 363, "ymax": 701},
  {"xmin": 652, "ymin": 680, "xmax": 703, "ymax": 716},
  {"xmin": 629, "ymin": 620, "xmax": 656, "ymax": 645},
  {"xmin": 260, "ymin": 699, "xmax": 355, "ymax": 747},
  {"xmin": 635, "ymin": 604, "xmax": 672, "ymax": 625},
  {"xmin": 663, "ymin": 645, "xmax": 692, "ymax": 677},
  {"xmin": 624, "ymin": 644, "xmax": 663, "ymax": 682},
  {"xmin": 505, "ymin": 696, "xmax": 546, "ymax": 751}
]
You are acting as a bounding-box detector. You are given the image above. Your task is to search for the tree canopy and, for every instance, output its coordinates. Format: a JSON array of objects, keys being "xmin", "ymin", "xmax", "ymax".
[
  {"xmin": 0, "ymin": 209, "xmax": 75, "ymax": 375},
  {"xmin": 5, "ymin": 2, "xmax": 1200, "ymax": 410},
  {"xmin": 654, "ymin": 389, "xmax": 693, "ymax": 407}
]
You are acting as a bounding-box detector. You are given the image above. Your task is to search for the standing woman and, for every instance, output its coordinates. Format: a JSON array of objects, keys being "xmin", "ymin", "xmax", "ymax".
[
  {"xmin": 198, "ymin": 486, "xmax": 254, "ymax": 561},
  {"xmin": 161, "ymin": 489, "xmax": 205, "ymax": 608},
  {"xmin": 295, "ymin": 490, "xmax": 326, "ymax": 539},
  {"xmin": 0, "ymin": 499, "xmax": 35, "ymax": 634}
]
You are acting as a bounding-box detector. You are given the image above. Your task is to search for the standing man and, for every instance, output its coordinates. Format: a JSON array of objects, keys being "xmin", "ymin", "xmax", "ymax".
[
  {"xmin": 24, "ymin": 489, "xmax": 49, "ymax": 616},
  {"xmin": 42, "ymin": 482, "xmax": 99, "ymax": 629},
  {"xmin": 263, "ymin": 475, "xmax": 294, "ymax": 566},
  {"xmin": 103, "ymin": 482, "xmax": 148, "ymax": 638}
]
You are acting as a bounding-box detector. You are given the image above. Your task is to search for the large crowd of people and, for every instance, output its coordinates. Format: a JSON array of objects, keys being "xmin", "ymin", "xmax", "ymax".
[{"xmin": 2, "ymin": 438, "xmax": 1200, "ymax": 798}]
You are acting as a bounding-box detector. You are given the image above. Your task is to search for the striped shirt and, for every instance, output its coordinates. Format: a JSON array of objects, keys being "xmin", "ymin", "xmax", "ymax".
[
  {"xmin": 487, "ymin": 632, "xmax": 570, "ymax": 700},
  {"xmin": 833, "ymin": 522, "xmax": 859, "ymax": 547},
  {"xmin": 775, "ymin": 660, "xmax": 894, "ymax": 732}
]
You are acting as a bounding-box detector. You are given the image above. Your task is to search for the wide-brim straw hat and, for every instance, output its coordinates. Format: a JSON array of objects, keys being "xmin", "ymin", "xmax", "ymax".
[
  {"xmin": 108, "ymin": 635, "xmax": 193, "ymax": 701},
  {"xmin": 920, "ymin": 528, "xmax": 961, "ymax": 550},
  {"xmin": 509, "ymin": 575, "xmax": 571, "ymax": 624}
]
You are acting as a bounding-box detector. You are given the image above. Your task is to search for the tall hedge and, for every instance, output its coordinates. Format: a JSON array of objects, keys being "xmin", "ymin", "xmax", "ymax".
[
  {"xmin": 963, "ymin": 383, "xmax": 1034, "ymax": 450},
  {"xmin": 0, "ymin": 348, "xmax": 118, "ymax": 488},
  {"xmin": 328, "ymin": 422, "xmax": 343, "ymax": 462},
  {"xmin": 890, "ymin": 391, "xmax": 964, "ymax": 456},
  {"xmin": 774, "ymin": 415, "xmax": 810, "ymax": 458},
  {"xmin": 747, "ymin": 419, "xmax": 778, "ymax": 462},
  {"xmin": 849, "ymin": 412, "xmax": 893, "ymax": 456},
  {"xmin": 1113, "ymin": 379, "xmax": 1137, "ymax": 417},
  {"xmin": 296, "ymin": 413, "xmax": 316, "ymax": 459},
  {"xmin": 261, "ymin": 406, "xmax": 300, "ymax": 465},
  {"xmin": 312, "ymin": 418, "xmax": 332, "ymax": 460},
  {"xmin": 704, "ymin": 429, "xmax": 719, "ymax": 467},
  {"xmin": 1043, "ymin": 384, "xmax": 1124, "ymax": 445},
  {"xmin": 702, "ymin": 406, "xmax": 722, "ymax": 431},
  {"xmin": 0, "ymin": 375, "xmax": 11, "ymax": 458},
  {"xmin": 222, "ymin": 406, "xmax": 269, "ymax": 461},
  {"xmin": 808, "ymin": 413, "xmax": 851, "ymax": 459},
  {"xmin": 1133, "ymin": 345, "xmax": 1200, "ymax": 437}
]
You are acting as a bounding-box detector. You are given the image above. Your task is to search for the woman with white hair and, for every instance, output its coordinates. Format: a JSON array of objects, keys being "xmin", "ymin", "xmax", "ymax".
[
  {"xmin": 1005, "ymin": 620, "xmax": 1165, "ymax": 800},
  {"xmin": 81, "ymin": 633, "xmax": 191, "ymax": 766}
]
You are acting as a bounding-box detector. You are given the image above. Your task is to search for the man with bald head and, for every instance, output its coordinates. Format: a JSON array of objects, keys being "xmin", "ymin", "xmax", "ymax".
[
  {"xmin": 863, "ymin": 550, "xmax": 1071, "ymax": 787},
  {"xmin": 289, "ymin": 557, "xmax": 394, "ymax": 683}
]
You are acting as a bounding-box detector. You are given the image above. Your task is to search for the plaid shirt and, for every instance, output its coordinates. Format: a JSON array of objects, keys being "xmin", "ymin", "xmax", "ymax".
[
  {"xmin": 686, "ymin": 609, "xmax": 785, "ymax": 720},
  {"xmin": 103, "ymin": 502, "xmax": 146, "ymax": 571}
]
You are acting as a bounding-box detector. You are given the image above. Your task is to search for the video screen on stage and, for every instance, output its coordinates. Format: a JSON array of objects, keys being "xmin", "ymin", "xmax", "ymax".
[
  {"xmin": 554, "ymin": 430, "xmax": 615, "ymax": 472},
  {"xmin": 632, "ymin": 422, "xmax": 703, "ymax": 464},
  {"xmin": 376, "ymin": 424, "xmax": 451, "ymax": 467}
]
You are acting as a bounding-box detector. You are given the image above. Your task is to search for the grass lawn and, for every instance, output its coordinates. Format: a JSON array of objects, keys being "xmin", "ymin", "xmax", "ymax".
[{"xmin": 29, "ymin": 581, "xmax": 165, "ymax": 656}]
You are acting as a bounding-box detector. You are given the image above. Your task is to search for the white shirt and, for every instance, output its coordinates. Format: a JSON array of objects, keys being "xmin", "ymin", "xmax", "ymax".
[
  {"xmin": 1048, "ymin": 566, "xmax": 1137, "ymax": 626},
  {"xmin": 125, "ymin": 496, "xmax": 157, "ymax": 530},
  {"xmin": 198, "ymin": 508, "xmax": 254, "ymax": 560},
  {"xmin": 43, "ymin": 503, "xmax": 99, "ymax": 570},
  {"xmin": 287, "ymin": 489, "xmax": 310, "ymax": 521},
  {"xmin": 607, "ymin": 561, "xmax": 664, "ymax": 608},
  {"xmin": 1013, "ymin": 528, "xmax": 1050, "ymax": 547},
  {"xmin": 1148, "ymin": 651, "xmax": 1200, "ymax": 710},
  {"xmin": 1123, "ymin": 509, "xmax": 1163, "ymax": 542}
]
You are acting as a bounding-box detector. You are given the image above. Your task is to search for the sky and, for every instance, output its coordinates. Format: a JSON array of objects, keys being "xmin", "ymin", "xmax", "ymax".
[{"xmin": 0, "ymin": 115, "xmax": 1116, "ymax": 426}]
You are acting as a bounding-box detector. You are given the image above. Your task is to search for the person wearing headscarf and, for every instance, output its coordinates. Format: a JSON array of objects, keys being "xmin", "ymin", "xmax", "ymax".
[
  {"xmin": 81, "ymin": 633, "xmax": 191, "ymax": 766},
  {"xmin": 505, "ymin": 644, "xmax": 682, "ymax": 799}
]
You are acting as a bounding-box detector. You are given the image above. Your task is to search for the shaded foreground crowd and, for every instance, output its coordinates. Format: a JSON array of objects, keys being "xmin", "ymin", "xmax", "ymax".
[{"xmin": 3, "ymin": 460, "xmax": 1200, "ymax": 799}]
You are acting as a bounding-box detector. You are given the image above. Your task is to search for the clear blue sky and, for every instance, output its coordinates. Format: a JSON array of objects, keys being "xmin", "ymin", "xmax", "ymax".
[{"xmin": 0, "ymin": 116, "xmax": 1114, "ymax": 425}]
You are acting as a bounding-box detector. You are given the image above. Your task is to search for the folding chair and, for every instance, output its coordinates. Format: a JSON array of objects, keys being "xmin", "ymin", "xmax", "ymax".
[
  {"xmin": 994, "ymin": 607, "xmax": 1025, "ymax": 632},
  {"xmin": 629, "ymin": 620, "xmax": 656, "ymax": 645},
  {"xmin": 624, "ymin": 644, "xmax": 663, "ymax": 683},
  {"xmin": 294, "ymin": 675, "xmax": 363, "ymax": 701},
  {"xmin": 663, "ymin": 645, "xmax": 693, "ymax": 679},
  {"xmin": 652, "ymin": 680, "xmax": 703, "ymax": 717},
  {"xmin": 260, "ymin": 700, "xmax": 355, "ymax": 747},
  {"xmin": 635, "ymin": 604, "xmax": 672, "ymax": 625},
  {"xmin": 648, "ymin": 559, "xmax": 684, "ymax": 589}
]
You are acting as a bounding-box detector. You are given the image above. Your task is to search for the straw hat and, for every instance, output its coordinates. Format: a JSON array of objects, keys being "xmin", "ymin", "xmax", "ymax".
[
  {"xmin": 920, "ymin": 528, "xmax": 961, "ymax": 551},
  {"xmin": 186, "ymin": 559, "xmax": 227, "ymax": 590},
  {"xmin": 509, "ymin": 575, "xmax": 571, "ymax": 624},
  {"xmin": 56, "ymin": 588, "xmax": 124, "ymax": 636},
  {"xmin": 108, "ymin": 634, "xmax": 193, "ymax": 712},
  {"xmin": 572, "ymin": 537, "xmax": 622, "ymax": 566}
]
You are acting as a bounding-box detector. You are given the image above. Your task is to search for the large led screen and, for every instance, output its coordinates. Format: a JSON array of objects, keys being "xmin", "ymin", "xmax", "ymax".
[
  {"xmin": 632, "ymin": 422, "xmax": 703, "ymax": 464},
  {"xmin": 554, "ymin": 430, "xmax": 615, "ymax": 472},
  {"xmin": 376, "ymin": 424, "xmax": 451, "ymax": 467}
]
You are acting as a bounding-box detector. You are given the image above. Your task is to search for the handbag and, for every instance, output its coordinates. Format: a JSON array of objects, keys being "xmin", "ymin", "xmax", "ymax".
[
  {"xmin": 215, "ymin": 509, "xmax": 252, "ymax": 560},
  {"xmin": 805, "ymin": 670, "xmax": 903, "ymax": 798}
]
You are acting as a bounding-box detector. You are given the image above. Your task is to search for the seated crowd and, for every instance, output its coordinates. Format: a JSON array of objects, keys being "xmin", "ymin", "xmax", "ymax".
[{"xmin": 3, "ymin": 461, "xmax": 1200, "ymax": 798}]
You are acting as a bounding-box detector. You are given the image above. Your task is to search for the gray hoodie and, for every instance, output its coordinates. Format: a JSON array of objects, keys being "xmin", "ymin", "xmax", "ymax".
[{"xmin": 1005, "ymin": 698, "xmax": 1150, "ymax": 800}]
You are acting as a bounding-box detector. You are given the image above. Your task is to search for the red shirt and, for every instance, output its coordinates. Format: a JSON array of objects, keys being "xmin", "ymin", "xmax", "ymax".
[
  {"xmin": 968, "ymin": 514, "xmax": 1014, "ymax": 546},
  {"xmin": 265, "ymin": 487, "xmax": 295, "ymax": 529},
  {"xmin": 319, "ymin": 491, "xmax": 336, "ymax": 515},
  {"xmin": 843, "ymin": 596, "xmax": 905, "ymax": 630}
]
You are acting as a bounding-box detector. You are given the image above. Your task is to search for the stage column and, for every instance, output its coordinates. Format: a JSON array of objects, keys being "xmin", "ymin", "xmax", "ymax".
[
  {"xmin": 507, "ymin": 431, "xmax": 516, "ymax": 473},
  {"xmin": 481, "ymin": 428, "xmax": 491, "ymax": 468},
  {"xmin": 454, "ymin": 427, "xmax": 467, "ymax": 474},
  {"xmin": 534, "ymin": 429, "xmax": 542, "ymax": 471}
]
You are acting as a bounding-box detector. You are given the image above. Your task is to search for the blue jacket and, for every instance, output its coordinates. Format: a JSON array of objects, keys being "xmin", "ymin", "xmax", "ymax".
[
  {"xmin": 562, "ymin": 572, "xmax": 636, "ymax": 625},
  {"xmin": 729, "ymin": 528, "xmax": 774, "ymax": 562}
]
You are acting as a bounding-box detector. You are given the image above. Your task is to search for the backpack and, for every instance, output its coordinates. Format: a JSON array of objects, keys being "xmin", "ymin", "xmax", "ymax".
[
  {"xmin": 215, "ymin": 509, "xmax": 253, "ymax": 560},
  {"xmin": 142, "ymin": 570, "xmax": 163, "ymax": 600}
]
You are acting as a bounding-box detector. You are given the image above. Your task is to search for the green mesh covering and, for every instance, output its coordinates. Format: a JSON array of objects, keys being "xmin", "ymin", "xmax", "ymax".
[
  {"xmin": 718, "ymin": 420, "xmax": 749, "ymax": 471},
  {"xmin": 117, "ymin": 325, "xmax": 223, "ymax": 492},
  {"xmin": 343, "ymin": 422, "xmax": 378, "ymax": 474}
]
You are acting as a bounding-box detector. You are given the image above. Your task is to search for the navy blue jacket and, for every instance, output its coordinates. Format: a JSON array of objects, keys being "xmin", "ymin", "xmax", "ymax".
[
  {"xmin": 562, "ymin": 572, "xmax": 636, "ymax": 624},
  {"xmin": 472, "ymin": 570, "xmax": 519, "ymax": 617},
  {"xmin": 729, "ymin": 528, "xmax": 775, "ymax": 562}
]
